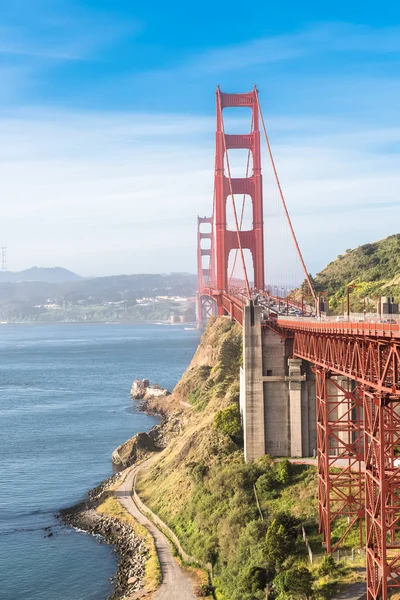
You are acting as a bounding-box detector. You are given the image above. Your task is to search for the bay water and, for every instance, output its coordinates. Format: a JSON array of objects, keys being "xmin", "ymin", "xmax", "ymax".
[{"xmin": 0, "ymin": 324, "xmax": 199, "ymax": 600}]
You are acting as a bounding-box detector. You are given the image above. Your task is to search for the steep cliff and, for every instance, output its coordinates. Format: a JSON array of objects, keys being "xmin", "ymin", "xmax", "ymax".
[{"xmin": 128, "ymin": 317, "xmax": 361, "ymax": 599}]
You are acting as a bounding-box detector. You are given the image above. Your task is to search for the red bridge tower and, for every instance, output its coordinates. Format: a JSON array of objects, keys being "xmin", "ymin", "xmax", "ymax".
[{"xmin": 215, "ymin": 86, "xmax": 264, "ymax": 294}]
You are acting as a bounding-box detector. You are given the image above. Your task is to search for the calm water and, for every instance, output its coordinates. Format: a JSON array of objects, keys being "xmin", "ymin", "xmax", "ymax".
[{"xmin": 0, "ymin": 324, "xmax": 199, "ymax": 600}]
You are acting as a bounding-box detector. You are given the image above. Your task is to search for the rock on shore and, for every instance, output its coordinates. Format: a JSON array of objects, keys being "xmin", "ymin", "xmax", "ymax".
[{"xmin": 59, "ymin": 474, "xmax": 148, "ymax": 600}]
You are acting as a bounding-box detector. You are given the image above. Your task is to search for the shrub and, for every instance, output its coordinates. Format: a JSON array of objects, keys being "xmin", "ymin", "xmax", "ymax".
[
  {"xmin": 274, "ymin": 567, "xmax": 314, "ymax": 599},
  {"xmin": 274, "ymin": 459, "xmax": 292, "ymax": 485},
  {"xmin": 188, "ymin": 462, "xmax": 209, "ymax": 484},
  {"xmin": 214, "ymin": 404, "xmax": 242, "ymax": 439},
  {"xmin": 255, "ymin": 471, "xmax": 276, "ymax": 498},
  {"xmin": 265, "ymin": 513, "xmax": 301, "ymax": 571},
  {"xmin": 317, "ymin": 554, "xmax": 339, "ymax": 577}
]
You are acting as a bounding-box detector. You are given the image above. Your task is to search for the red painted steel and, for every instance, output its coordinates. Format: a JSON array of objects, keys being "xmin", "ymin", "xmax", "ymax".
[
  {"xmin": 197, "ymin": 216, "xmax": 216, "ymax": 327},
  {"xmin": 277, "ymin": 323, "xmax": 400, "ymax": 394},
  {"xmin": 197, "ymin": 86, "xmax": 400, "ymax": 597},
  {"xmin": 215, "ymin": 87, "xmax": 264, "ymax": 294},
  {"xmin": 315, "ymin": 369, "xmax": 364, "ymax": 553},
  {"xmin": 363, "ymin": 390, "xmax": 400, "ymax": 599}
]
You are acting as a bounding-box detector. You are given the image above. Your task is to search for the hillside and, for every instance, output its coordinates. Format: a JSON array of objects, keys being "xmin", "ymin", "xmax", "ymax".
[
  {"xmin": 133, "ymin": 317, "xmax": 362, "ymax": 599},
  {"xmin": 0, "ymin": 266, "xmax": 81, "ymax": 283},
  {"xmin": 314, "ymin": 234, "xmax": 400, "ymax": 313},
  {"xmin": 0, "ymin": 272, "xmax": 197, "ymax": 323}
]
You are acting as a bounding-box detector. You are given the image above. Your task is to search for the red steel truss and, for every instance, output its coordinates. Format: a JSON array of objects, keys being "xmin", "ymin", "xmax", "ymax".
[
  {"xmin": 277, "ymin": 321, "xmax": 400, "ymax": 598},
  {"xmin": 280, "ymin": 326, "xmax": 400, "ymax": 395},
  {"xmin": 363, "ymin": 389, "xmax": 400, "ymax": 599},
  {"xmin": 315, "ymin": 368, "xmax": 364, "ymax": 552}
]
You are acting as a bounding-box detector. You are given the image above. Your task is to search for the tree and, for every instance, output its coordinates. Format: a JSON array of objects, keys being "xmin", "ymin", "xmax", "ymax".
[
  {"xmin": 255, "ymin": 471, "xmax": 276, "ymax": 498},
  {"xmin": 274, "ymin": 567, "xmax": 314, "ymax": 599},
  {"xmin": 214, "ymin": 404, "xmax": 242, "ymax": 438},
  {"xmin": 317, "ymin": 554, "xmax": 339, "ymax": 577},
  {"xmin": 265, "ymin": 513, "xmax": 301, "ymax": 571},
  {"xmin": 274, "ymin": 459, "xmax": 291, "ymax": 485}
]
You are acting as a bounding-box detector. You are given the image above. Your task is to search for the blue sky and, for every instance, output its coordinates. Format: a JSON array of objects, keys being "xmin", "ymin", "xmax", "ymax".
[{"xmin": 1, "ymin": 0, "xmax": 400, "ymax": 278}]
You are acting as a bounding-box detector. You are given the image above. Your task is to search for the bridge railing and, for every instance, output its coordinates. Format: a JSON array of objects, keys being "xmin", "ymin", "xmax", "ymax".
[{"xmin": 277, "ymin": 313, "xmax": 400, "ymax": 324}]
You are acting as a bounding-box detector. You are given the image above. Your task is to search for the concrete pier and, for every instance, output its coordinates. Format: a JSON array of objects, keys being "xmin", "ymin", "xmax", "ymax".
[
  {"xmin": 240, "ymin": 302, "xmax": 316, "ymax": 461},
  {"xmin": 240, "ymin": 303, "xmax": 265, "ymax": 462}
]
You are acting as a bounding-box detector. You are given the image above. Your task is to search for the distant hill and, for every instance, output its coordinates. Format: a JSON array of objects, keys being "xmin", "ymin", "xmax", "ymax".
[
  {"xmin": 0, "ymin": 267, "xmax": 81, "ymax": 283},
  {"xmin": 314, "ymin": 234, "xmax": 400, "ymax": 313},
  {"xmin": 0, "ymin": 271, "xmax": 197, "ymax": 323}
]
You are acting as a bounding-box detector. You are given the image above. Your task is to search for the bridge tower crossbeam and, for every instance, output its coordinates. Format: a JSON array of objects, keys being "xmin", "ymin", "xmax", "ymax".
[{"xmin": 215, "ymin": 87, "xmax": 264, "ymax": 297}]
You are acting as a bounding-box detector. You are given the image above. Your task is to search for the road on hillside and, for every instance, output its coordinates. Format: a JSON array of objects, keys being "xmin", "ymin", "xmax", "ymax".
[{"xmin": 116, "ymin": 465, "xmax": 197, "ymax": 600}]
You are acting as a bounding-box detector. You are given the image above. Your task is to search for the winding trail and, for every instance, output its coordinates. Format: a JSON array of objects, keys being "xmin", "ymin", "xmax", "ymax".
[{"xmin": 116, "ymin": 465, "xmax": 197, "ymax": 600}]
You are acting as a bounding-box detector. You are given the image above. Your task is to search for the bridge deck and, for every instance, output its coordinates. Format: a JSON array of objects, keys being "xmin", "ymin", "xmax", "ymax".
[{"xmin": 277, "ymin": 317, "xmax": 400, "ymax": 339}]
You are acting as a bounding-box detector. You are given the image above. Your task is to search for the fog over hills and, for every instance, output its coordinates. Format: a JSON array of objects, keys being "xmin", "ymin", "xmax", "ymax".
[
  {"xmin": 0, "ymin": 269, "xmax": 197, "ymax": 323},
  {"xmin": 0, "ymin": 267, "xmax": 82, "ymax": 283}
]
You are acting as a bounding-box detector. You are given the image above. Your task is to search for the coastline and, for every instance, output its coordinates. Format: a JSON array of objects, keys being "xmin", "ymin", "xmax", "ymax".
[
  {"xmin": 59, "ymin": 400, "xmax": 170, "ymax": 600},
  {"xmin": 57, "ymin": 323, "xmax": 200, "ymax": 600},
  {"xmin": 59, "ymin": 472, "xmax": 151, "ymax": 600}
]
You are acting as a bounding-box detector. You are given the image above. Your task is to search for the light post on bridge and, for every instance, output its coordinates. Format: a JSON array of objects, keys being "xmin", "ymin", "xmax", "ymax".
[
  {"xmin": 360, "ymin": 298, "xmax": 367, "ymax": 321},
  {"xmin": 274, "ymin": 286, "xmax": 280, "ymax": 314},
  {"xmin": 346, "ymin": 284, "xmax": 357, "ymax": 320},
  {"xmin": 282, "ymin": 287, "xmax": 288, "ymax": 316}
]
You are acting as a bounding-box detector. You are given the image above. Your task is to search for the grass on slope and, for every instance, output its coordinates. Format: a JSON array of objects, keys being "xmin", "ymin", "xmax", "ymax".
[
  {"xmin": 97, "ymin": 494, "xmax": 162, "ymax": 591},
  {"xmin": 313, "ymin": 234, "xmax": 400, "ymax": 313},
  {"xmin": 135, "ymin": 317, "xmax": 364, "ymax": 598}
]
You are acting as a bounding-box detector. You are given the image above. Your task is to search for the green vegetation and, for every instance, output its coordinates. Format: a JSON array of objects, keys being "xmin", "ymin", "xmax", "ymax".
[
  {"xmin": 136, "ymin": 317, "xmax": 364, "ymax": 598},
  {"xmin": 313, "ymin": 234, "xmax": 400, "ymax": 313},
  {"xmin": 0, "ymin": 272, "xmax": 197, "ymax": 323},
  {"xmin": 97, "ymin": 494, "xmax": 162, "ymax": 591},
  {"xmin": 214, "ymin": 403, "xmax": 242, "ymax": 439}
]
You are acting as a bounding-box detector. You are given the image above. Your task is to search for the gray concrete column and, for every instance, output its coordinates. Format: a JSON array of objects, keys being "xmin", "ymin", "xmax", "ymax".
[
  {"xmin": 241, "ymin": 302, "xmax": 265, "ymax": 462},
  {"xmin": 289, "ymin": 358, "xmax": 303, "ymax": 457}
]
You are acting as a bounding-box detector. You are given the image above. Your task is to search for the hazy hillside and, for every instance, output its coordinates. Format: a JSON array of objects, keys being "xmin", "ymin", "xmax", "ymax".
[
  {"xmin": 314, "ymin": 234, "xmax": 400, "ymax": 313},
  {"xmin": 0, "ymin": 272, "xmax": 197, "ymax": 323},
  {"xmin": 0, "ymin": 266, "xmax": 81, "ymax": 283}
]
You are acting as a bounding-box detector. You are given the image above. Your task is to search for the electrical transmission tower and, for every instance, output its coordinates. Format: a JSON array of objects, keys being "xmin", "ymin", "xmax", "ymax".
[{"xmin": 1, "ymin": 244, "xmax": 7, "ymax": 271}]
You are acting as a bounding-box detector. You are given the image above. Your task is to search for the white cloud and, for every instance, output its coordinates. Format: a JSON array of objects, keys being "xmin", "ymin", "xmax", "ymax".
[
  {"xmin": 1, "ymin": 106, "xmax": 400, "ymax": 279},
  {"xmin": 0, "ymin": 110, "xmax": 215, "ymax": 275},
  {"xmin": 1, "ymin": 13, "xmax": 400, "ymax": 280}
]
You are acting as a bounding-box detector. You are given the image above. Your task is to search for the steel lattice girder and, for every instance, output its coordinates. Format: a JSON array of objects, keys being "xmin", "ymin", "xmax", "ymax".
[
  {"xmin": 199, "ymin": 288, "xmax": 244, "ymax": 325},
  {"xmin": 293, "ymin": 332, "xmax": 400, "ymax": 394},
  {"xmin": 364, "ymin": 390, "xmax": 400, "ymax": 600},
  {"xmin": 315, "ymin": 369, "xmax": 364, "ymax": 553}
]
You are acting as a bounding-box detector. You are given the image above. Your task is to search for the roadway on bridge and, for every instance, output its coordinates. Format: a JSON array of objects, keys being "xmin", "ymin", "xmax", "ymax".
[{"xmin": 116, "ymin": 464, "xmax": 197, "ymax": 600}]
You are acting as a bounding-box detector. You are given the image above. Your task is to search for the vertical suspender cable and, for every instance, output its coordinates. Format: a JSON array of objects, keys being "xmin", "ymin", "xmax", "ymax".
[{"xmin": 255, "ymin": 90, "xmax": 317, "ymax": 306}]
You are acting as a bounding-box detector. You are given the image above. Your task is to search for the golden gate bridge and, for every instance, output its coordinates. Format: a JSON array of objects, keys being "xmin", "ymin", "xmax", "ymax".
[{"xmin": 196, "ymin": 86, "xmax": 400, "ymax": 600}]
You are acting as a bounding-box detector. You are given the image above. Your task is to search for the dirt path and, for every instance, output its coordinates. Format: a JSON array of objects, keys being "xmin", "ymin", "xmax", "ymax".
[{"xmin": 116, "ymin": 465, "xmax": 197, "ymax": 600}]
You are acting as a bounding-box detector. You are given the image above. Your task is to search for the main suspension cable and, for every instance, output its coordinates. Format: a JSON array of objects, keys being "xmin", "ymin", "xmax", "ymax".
[{"xmin": 255, "ymin": 89, "xmax": 317, "ymax": 304}]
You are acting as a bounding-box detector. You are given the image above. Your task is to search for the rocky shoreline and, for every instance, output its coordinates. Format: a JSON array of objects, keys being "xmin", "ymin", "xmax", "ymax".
[
  {"xmin": 58, "ymin": 395, "xmax": 182, "ymax": 598},
  {"xmin": 59, "ymin": 473, "xmax": 149, "ymax": 600}
]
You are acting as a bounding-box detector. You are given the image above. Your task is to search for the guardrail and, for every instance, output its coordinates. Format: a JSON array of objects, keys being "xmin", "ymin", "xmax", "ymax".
[
  {"xmin": 132, "ymin": 472, "xmax": 212, "ymax": 575},
  {"xmin": 277, "ymin": 313, "xmax": 400, "ymax": 324}
]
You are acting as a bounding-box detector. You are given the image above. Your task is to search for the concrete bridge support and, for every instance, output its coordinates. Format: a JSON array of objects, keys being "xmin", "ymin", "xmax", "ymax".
[{"xmin": 240, "ymin": 302, "xmax": 316, "ymax": 461}]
